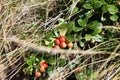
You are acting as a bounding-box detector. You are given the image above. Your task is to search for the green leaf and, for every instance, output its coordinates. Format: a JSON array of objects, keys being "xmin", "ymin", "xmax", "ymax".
[
  {"xmin": 78, "ymin": 18, "xmax": 88, "ymax": 27},
  {"xmin": 92, "ymin": 22, "xmax": 102, "ymax": 35},
  {"xmin": 45, "ymin": 40, "xmax": 50, "ymax": 45},
  {"xmin": 85, "ymin": 34, "xmax": 102, "ymax": 42},
  {"xmin": 48, "ymin": 56, "xmax": 56, "ymax": 65},
  {"xmin": 85, "ymin": 34, "xmax": 92, "ymax": 41},
  {"xmin": 86, "ymin": 10, "xmax": 93, "ymax": 18},
  {"xmin": 88, "ymin": 21, "xmax": 99, "ymax": 30},
  {"xmin": 91, "ymin": 35, "xmax": 102, "ymax": 43},
  {"xmin": 46, "ymin": 32, "xmax": 55, "ymax": 38},
  {"xmin": 94, "ymin": 1, "xmax": 103, "ymax": 8},
  {"xmin": 66, "ymin": 34, "xmax": 74, "ymax": 42},
  {"xmin": 58, "ymin": 59, "xmax": 66, "ymax": 67},
  {"xmin": 59, "ymin": 27, "xmax": 67, "ymax": 36},
  {"xmin": 26, "ymin": 60, "xmax": 33, "ymax": 66},
  {"xmin": 110, "ymin": 15, "xmax": 119, "ymax": 21},
  {"xmin": 101, "ymin": 5, "xmax": 108, "ymax": 13},
  {"xmin": 58, "ymin": 18, "xmax": 65, "ymax": 23},
  {"xmin": 54, "ymin": 30, "xmax": 59, "ymax": 37},
  {"xmin": 26, "ymin": 54, "xmax": 36, "ymax": 66},
  {"xmin": 48, "ymin": 41, "xmax": 54, "ymax": 47},
  {"xmin": 72, "ymin": 7, "xmax": 79, "ymax": 13},
  {"xmin": 79, "ymin": 41, "xmax": 85, "ymax": 47},
  {"xmin": 83, "ymin": 3, "xmax": 93, "ymax": 9},
  {"xmin": 73, "ymin": 27, "xmax": 83, "ymax": 32},
  {"xmin": 45, "ymin": 37, "xmax": 55, "ymax": 46},
  {"xmin": 59, "ymin": 22, "xmax": 74, "ymax": 35},
  {"xmin": 23, "ymin": 66, "xmax": 33, "ymax": 75},
  {"xmin": 108, "ymin": 5, "xmax": 118, "ymax": 14},
  {"xmin": 92, "ymin": 28, "xmax": 102, "ymax": 35},
  {"xmin": 66, "ymin": 22, "xmax": 75, "ymax": 34}
]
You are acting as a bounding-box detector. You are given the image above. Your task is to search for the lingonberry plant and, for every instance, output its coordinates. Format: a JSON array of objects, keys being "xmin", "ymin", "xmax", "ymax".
[
  {"xmin": 53, "ymin": 35, "xmax": 73, "ymax": 49},
  {"xmin": 23, "ymin": 0, "xmax": 120, "ymax": 79}
]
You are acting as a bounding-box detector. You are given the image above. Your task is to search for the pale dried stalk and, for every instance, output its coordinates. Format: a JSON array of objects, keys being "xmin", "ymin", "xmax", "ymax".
[
  {"xmin": 7, "ymin": 36, "xmax": 116, "ymax": 55},
  {"xmin": 102, "ymin": 26, "xmax": 120, "ymax": 30}
]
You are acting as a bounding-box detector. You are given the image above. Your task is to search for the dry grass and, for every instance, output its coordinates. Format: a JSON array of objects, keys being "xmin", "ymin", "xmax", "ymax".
[{"xmin": 0, "ymin": 0, "xmax": 120, "ymax": 80}]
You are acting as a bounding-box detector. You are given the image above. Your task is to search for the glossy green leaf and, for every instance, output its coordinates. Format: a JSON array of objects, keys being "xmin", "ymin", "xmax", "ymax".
[
  {"xmin": 85, "ymin": 34, "xmax": 102, "ymax": 42},
  {"xmin": 48, "ymin": 56, "xmax": 56, "ymax": 65},
  {"xmin": 26, "ymin": 54, "xmax": 36, "ymax": 66},
  {"xmin": 88, "ymin": 21, "xmax": 99, "ymax": 30},
  {"xmin": 110, "ymin": 15, "xmax": 119, "ymax": 21},
  {"xmin": 94, "ymin": 1, "xmax": 103, "ymax": 8},
  {"xmin": 54, "ymin": 30, "xmax": 59, "ymax": 37},
  {"xmin": 23, "ymin": 66, "xmax": 33, "ymax": 75},
  {"xmin": 108, "ymin": 5, "xmax": 118, "ymax": 14},
  {"xmin": 58, "ymin": 59, "xmax": 66, "ymax": 67},
  {"xmin": 92, "ymin": 27, "xmax": 102, "ymax": 35},
  {"xmin": 66, "ymin": 22, "xmax": 75, "ymax": 34},
  {"xmin": 72, "ymin": 7, "xmax": 79, "ymax": 13},
  {"xmin": 102, "ymin": 5, "xmax": 108, "ymax": 13},
  {"xmin": 46, "ymin": 32, "xmax": 55, "ymax": 38},
  {"xmin": 58, "ymin": 22, "xmax": 74, "ymax": 35},
  {"xmin": 79, "ymin": 41, "xmax": 85, "ymax": 47},
  {"xmin": 83, "ymin": 3, "xmax": 93, "ymax": 9},
  {"xmin": 58, "ymin": 18, "xmax": 65, "ymax": 23},
  {"xmin": 48, "ymin": 41, "xmax": 54, "ymax": 47},
  {"xmin": 59, "ymin": 27, "xmax": 67, "ymax": 36},
  {"xmin": 66, "ymin": 34, "xmax": 74, "ymax": 42},
  {"xmin": 86, "ymin": 10, "xmax": 93, "ymax": 18},
  {"xmin": 92, "ymin": 22, "xmax": 102, "ymax": 35},
  {"xmin": 85, "ymin": 34, "xmax": 92, "ymax": 41},
  {"xmin": 91, "ymin": 35, "xmax": 102, "ymax": 43},
  {"xmin": 78, "ymin": 18, "xmax": 88, "ymax": 27},
  {"xmin": 26, "ymin": 60, "xmax": 33, "ymax": 66},
  {"xmin": 45, "ymin": 40, "xmax": 50, "ymax": 45},
  {"xmin": 73, "ymin": 27, "xmax": 83, "ymax": 32}
]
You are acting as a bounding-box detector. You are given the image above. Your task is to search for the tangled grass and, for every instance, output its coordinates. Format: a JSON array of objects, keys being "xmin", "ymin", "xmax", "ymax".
[{"xmin": 0, "ymin": 0, "xmax": 120, "ymax": 80}]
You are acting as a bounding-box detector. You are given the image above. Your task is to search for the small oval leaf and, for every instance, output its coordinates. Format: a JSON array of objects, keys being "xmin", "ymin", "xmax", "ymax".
[
  {"xmin": 110, "ymin": 15, "xmax": 119, "ymax": 21},
  {"xmin": 83, "ymin": 3, "xmax": 93, "ymax": 9},
  {"xmin": 88, "ymin": 21, "xmax": 99, "ymax": 30},
  {"xmin": 108, "ymin": 5, "xmax": 118, "ymax": 14}
]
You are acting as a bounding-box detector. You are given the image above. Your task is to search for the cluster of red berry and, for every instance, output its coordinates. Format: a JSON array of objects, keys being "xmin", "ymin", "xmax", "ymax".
[
  {"xmin": 35, "ymin": 60, "xmax": 48, "ymax": 77},
  {"xmin": 53, "ymin": 35, "xmax": 73, "ymax": 49}
]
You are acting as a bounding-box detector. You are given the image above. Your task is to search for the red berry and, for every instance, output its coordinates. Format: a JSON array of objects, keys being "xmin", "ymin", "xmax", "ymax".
[
  {"xmin": 67, "ymin": 42, "xmax": 73, "ymax": 48},
  {"xmin": 59, "ymin": 36, "xmax": 66, "ymax": 43},
  {"xmin": 59, "ymin": 42, "xmax": 67, "ymax": 48},
  {"xmin": 55, "ymin": 38, "xmax": 60, "ymax": 45},
  {"xmin": 43, "ymin": 63, "xmax": 48, "ymax": 69},
  {"xmin": 40, "ymin": 66, "xmax": 45, "ymax": 72},
  {"xmin": 35, "ymin": 72, "xmax": 41, "ymax": 77},
  {"xmin": 40, "ymin": 60, "xmax": 46, "ymax": 66},
  {"xmin": 53, "ymin": 45, "xmax": 60, "ymax": 49}
]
